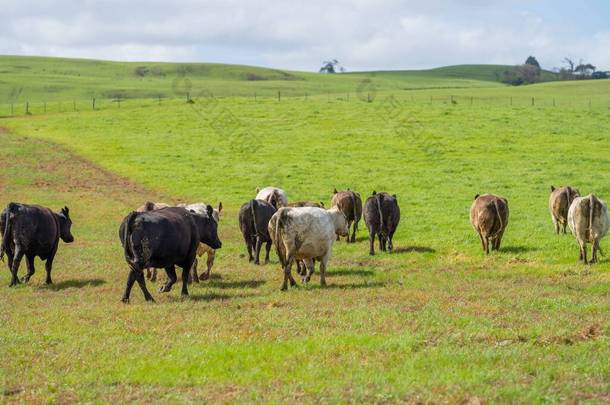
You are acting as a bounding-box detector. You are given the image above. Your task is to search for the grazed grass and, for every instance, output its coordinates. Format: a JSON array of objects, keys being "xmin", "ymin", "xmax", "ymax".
[{"xmin": 0, "ymin": 77, "xmax": 609, "ymax": 402}]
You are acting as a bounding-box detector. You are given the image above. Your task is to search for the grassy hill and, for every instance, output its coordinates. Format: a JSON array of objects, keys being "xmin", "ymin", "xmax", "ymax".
[{"xmin": 0, "ymin": 56, "xmax": 521, "ymax": 104}]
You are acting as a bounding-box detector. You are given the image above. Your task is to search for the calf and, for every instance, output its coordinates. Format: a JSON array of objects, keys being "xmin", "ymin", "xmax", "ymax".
[
  {"xmin": 179, "ymin": 202, "xmax": 223, "ymax": 281},
  {"xmin": 256, "ymin": 186, "xmax": 288, "ymax": 208},
  {"xmin": 331, "ymin": 188, "xmax": 362, "ymax": 243},
  {"xmin": 470, "ymin": 194, "xmax": 509, "ymax": 254},
  {"xmin": 239, "ymin": 199, "xmax": 277, "ymax": 264},
  {"xmin": 269, "ymin": 206, "xmax": 348, "ymax": 290},
  {"xmin": 363, "ymin": 191, "xmax": 400, "ymax": 255},
  {"xmin": 549, "ymin": 186, "xmax": 580, "ymax": 234},
  {"xmin": 119, "ymin": 206, "xmax": 221, "ymax": 303},
  {"xmin": 0, "ymin": 203, "xmax": 74, "ymax": 286},
  {"xmin": 568, "ymin": 194, "xmax": 609, "ymax": 264}
]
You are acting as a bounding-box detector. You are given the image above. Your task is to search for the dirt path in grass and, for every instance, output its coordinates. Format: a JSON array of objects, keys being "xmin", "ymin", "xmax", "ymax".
[{"xmin": 0, "ymin": 126, "xmax": 173, "ymax": 206}]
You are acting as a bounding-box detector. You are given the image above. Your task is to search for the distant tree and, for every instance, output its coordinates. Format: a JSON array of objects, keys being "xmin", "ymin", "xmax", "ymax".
[
  {"xmin": 501, "ymin": 64, "xmax": 541, "ymax": 86},
  {"xmin": 575, "ymin": 63, "xmax": 596, "ymax": 76},
  {"xmin": 320, "ymin": 59, "xmax": 344, "ymax": 73},
  {"xmin": 525, "ymin": 56, "xmax": 541, "ymax": 69},
  {"xmin": 563, "ymin": 57, "xmax": 575, "ymax": 73}
]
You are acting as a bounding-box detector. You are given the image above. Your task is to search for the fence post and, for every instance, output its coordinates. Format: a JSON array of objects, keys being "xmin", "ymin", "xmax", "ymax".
[
  {"xmin": 531, "ymin": 97, "xmax": 535, "ymax": 106},
  {"xmin": 25, "ymin": 101, "xmax": 29, "ymax": 115},
  {"xmin": 278, "ymin": 91, "xmax": 281, "ymax": 102},
  {"xmin": 368, "ymin": 92, "xmax": 371, "ymax": 103},
  {"xmin": 553, "ymin": 98, "xmax": 555, "ymax": 107},
  {"xmin": 92, "ymin": 97, "xmax": 96, "ymax": 110},
  {"xmin": 510, "ymin": 97, "xmax": 512, "ymax": 106},
  {"xmin": 11, "ymin": 103, "xmax": 14, "ymax": 115},
  {"xmin": 470, "ymin": 96, "xmax": 473, "ymax": 105}
]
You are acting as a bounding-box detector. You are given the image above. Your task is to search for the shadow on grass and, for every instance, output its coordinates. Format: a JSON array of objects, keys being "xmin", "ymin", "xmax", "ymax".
[
  {"xmin": 392, "ymin": 245, "xmax": 436, "ymax": 254},
  {"xmin": 45, "ymin": 278, "xmax": 106, "ymax": 290},
  {"xmin": 206, "ymin": 279, "xmax": 266, "ymax": 289},
  {"xmin": 501, "ymin": 245, "xmax": 538, "ymax": 254},
  {"xmin": 326, "ymin": 269, "xmax": 374, "ymax": 277},
  {"xmin": 307, "ymin": 281, "xmax": 386, "ymax": 290},
  {"xmin": 168, "ymin": 292, "xmax": 255, "ymax": 302}
]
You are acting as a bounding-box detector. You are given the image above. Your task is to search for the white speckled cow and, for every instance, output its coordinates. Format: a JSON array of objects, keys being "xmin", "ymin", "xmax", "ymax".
[
  {"xmin": 268, "ymin": 206, "xmax": 348, "ymax": 290},
  {"xmin": 256, "ymin": 186, "xmax": 288, "ymax": 208},
  {"xmin": 568, "ymin": 194, "xmax": 609, "ymax": 264}
]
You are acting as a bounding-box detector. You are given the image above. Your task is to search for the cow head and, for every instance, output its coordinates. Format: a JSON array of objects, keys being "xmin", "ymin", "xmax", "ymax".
[
  {"xmin": 329, "ymin": 207, "xmax": 349, "ymax": 237},
  {"xmin": 59, "ymin": 206, "xmax": 75, "ymax": 243},
  {"xmin": 268, "ymin": 190, "xmax": 281, "ymax": 209},
  {"xmin": 191, "ymin": 208, "xmax": 222, "ymax": 250}
]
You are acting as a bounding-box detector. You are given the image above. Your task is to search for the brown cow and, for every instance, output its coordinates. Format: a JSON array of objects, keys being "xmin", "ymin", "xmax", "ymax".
[
  {"xmin": 287, "ymin": 201, "xmax": 325, "ymax": 208},
  {"xmin": 549, "ymin": 185, "xmax": 580, "ymax": 234},
  {"xmin": 470, "ymin": 194, "xmax": 509, "ymax": 254},
  {"xmin": 331, "ymin": 188, "xmax": 362, "ymax": 243}
]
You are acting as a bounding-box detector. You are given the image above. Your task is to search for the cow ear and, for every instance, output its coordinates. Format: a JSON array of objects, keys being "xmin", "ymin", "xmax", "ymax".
[
  {"xmin": 392, "ymin": 194, "xmax": 397, "ymax": 199},
  {"xmin": 333, "ymin": 188, "xmax": 338, "ymax": 194},
  {"xmin": 474, "ymin": 194, "xmax": 480, "ymax": 200},
  {"xmin": 372, "ymin": 190, "xmax": 377, "ymax": 195},
  {"xmin": 256, "ymin": 187, "xmax": 260, "ymax": 193},
  {"xmin": 550, "ymin": 185, "xmax": 555, "ymax": 192},
  {"xmin": 206, "ymin": 204, "xmax": 213, "ymax": 217},
  {"xmin": 320, "ymin": 201, "xmax": 325, "ymax": 207},
  {"xmin": 218, "ymin": 202, "xmax": 223, "ymax": 213}
]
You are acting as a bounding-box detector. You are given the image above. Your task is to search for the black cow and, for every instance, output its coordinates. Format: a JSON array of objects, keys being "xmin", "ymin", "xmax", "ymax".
[
  {"xmin": 363, "ymin": 191, "xmax": 401, "ymax": 255},
  {"xmin": 238, "ymin": 199, "xmax": 277, "ymax": 264},
  {"xmin": 119, "ymin": 206, "xmax": 221, "ymax": 303},
  {"xmin": 0, "ymin": 203, "xmax": 74, "ymax": 286}
]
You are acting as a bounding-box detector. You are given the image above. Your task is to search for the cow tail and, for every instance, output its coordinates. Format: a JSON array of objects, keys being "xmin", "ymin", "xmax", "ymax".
[
  {"xmin": 493, "ymin": 199, "xmax": 504, "ymax": 237},
  {"xmin": 349, "ymin": 191, "xmax": 357, "ymax": 223},
  {"xmin": 250, "ymin": 199, "xmax": 259, "ymax": 237},
  {"xmin": 564, "ymin": 187, "xmax": 572, "ymax": 213},
  {"xmin": 589, "ymin": 194, "xmax": 595, "ymax": 241},
  {"xmin": 375, "ymin": 193, "xmax": 384, "ymax": 232},
  {"xmin": 0, "ymin": 203, "xmax": 16, "ymax": 261},
  {"xmin": 274, "ymin": 209, "xmax": 286, "ymax": 267},
  {"xmin": 123, "ymin": 211, "xmax": 138, "ymax": 266}
]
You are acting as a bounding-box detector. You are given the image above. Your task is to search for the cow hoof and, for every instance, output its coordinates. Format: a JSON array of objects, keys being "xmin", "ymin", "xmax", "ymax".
[
  {"xmin": 20, "ymin": 276, "xmax": 29, "ymax": 283},
  {"xmin": 121, "ymin": 298, "xmax": 130, "ymax": 304},
  {"xmin": 181, "ymin": 294, "xmax": 189, "ymax": 299},
  {"xmin": 280, "ymin": 286, "xmax": 287, "ymax": 291},
  {"xmin": 159, "ymin": 285, "xmax": 170, "ymax": 293},
  {"xmin": 45, "ymin": 279, "xmax": 53, "ymax": 285},
  {"xmin": 369, "ymin": 251, "xmax": 375, "ymax": 256}
]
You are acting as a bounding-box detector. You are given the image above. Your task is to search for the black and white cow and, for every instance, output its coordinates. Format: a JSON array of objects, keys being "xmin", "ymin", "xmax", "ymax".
[{"xmin": 0, "ymin": 203, "xmax": 74, "ymax": 286}]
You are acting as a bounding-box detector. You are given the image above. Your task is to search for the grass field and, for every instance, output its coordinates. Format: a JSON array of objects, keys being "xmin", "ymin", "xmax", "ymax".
[{"xmin": 0, "ymin": 57, "xmax": 609, "ymax": 403}]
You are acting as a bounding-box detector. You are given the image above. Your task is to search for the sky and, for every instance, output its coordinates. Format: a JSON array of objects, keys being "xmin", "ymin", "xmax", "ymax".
[{"xmin": 1, "ymin": 0, "xmax": 609, "ymax": 72}]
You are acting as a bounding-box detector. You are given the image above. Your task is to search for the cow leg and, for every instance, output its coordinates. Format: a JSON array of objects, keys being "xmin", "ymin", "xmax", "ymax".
[
  {"xmin": 591, "ymin": 240, "xmax": 599, "ymax": 264},
  {"xmin": 44, "ymin": 254, "xmax": 55, "ymax": 285},
  {"xmin": 264, "ymin": 241, "xmax": 271, "ymax": 264},
  {"xmin": 180, "ymin": 265, "xmax": 190, "ymax": 297},
  {"xmin": 159, "ymin": 265, "xmax": 177, "ymax": 293},
  {"xmin": 350, "ymin": 220, "xmax": 358, "ymax": 243},
  {"xmin": 368, "ymin": 230, "xmax": 375, "ymax": 256},
  {"xmin": 562, "ymin": 221, "xmax": 567, "ymax": 234},
  {"xmin": 577, "ymin": 240, "xmax": 584, "ymax": 262},
  {"xmin": 281, "ymin": 255, "xmax": 297, "ymax": 291},
  {"xmin": 203, "ymin": 250, "xmax": 214, "ymax": 280},
  {"xmin": 135, "ymin": 270, "xmax": 155, "ymax": 302},
  {"xmin": 346, "ymin": 220, "xmax": 353, "ymax": 243},
  {"xmin": 189, "ymin": 258, "xmax": 199, "ymax": 284},
  {"xmin": 582, "ymin": 242, "xmax": 588, "ymax": 264},
  {"xmin": 552, "ymin": 216, "xmax": 560, "ymax": 234},
  {"xmin": 146, "ymin": 268, "xmax": 152, "ymax": 280},
  {"xmin": 9, "ymin": 247, "xmax": 23, "ymax": 286},
  {"xmin": 319, "ymin": 254, "xmax": 329, "ymax": 287},
  {"xmin": 304, "ymin": 259, "xmax": 315, "ymax": 283},
  {"xmin": 22, "ymin": 255, "xmax": 35, "ymax": 283},
  {"xmin": 254, "ymin": 237, "xmax": 262, "ymax": 265},
  {"xmin": 151, "ymin": 268, "xmax": 157, "ymax": 282},
  {"xmin": 245, "ymin": 235, "xmax": 254, "ymax": 262},
  {"xmin": 121, "ymin": 268, "xmax": 138, "ymax": 303}
]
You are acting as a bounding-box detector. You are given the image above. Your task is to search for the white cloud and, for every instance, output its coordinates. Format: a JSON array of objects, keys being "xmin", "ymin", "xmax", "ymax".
[{"xmin": 0, "ymin": 0, "xmax": 608, "ymax": 71}]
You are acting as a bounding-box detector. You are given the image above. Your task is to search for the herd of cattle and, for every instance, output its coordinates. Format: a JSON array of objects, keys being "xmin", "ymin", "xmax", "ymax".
[{"xmin": 0, "ymin": 184, "xmax": 607, "ymax": 303}]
